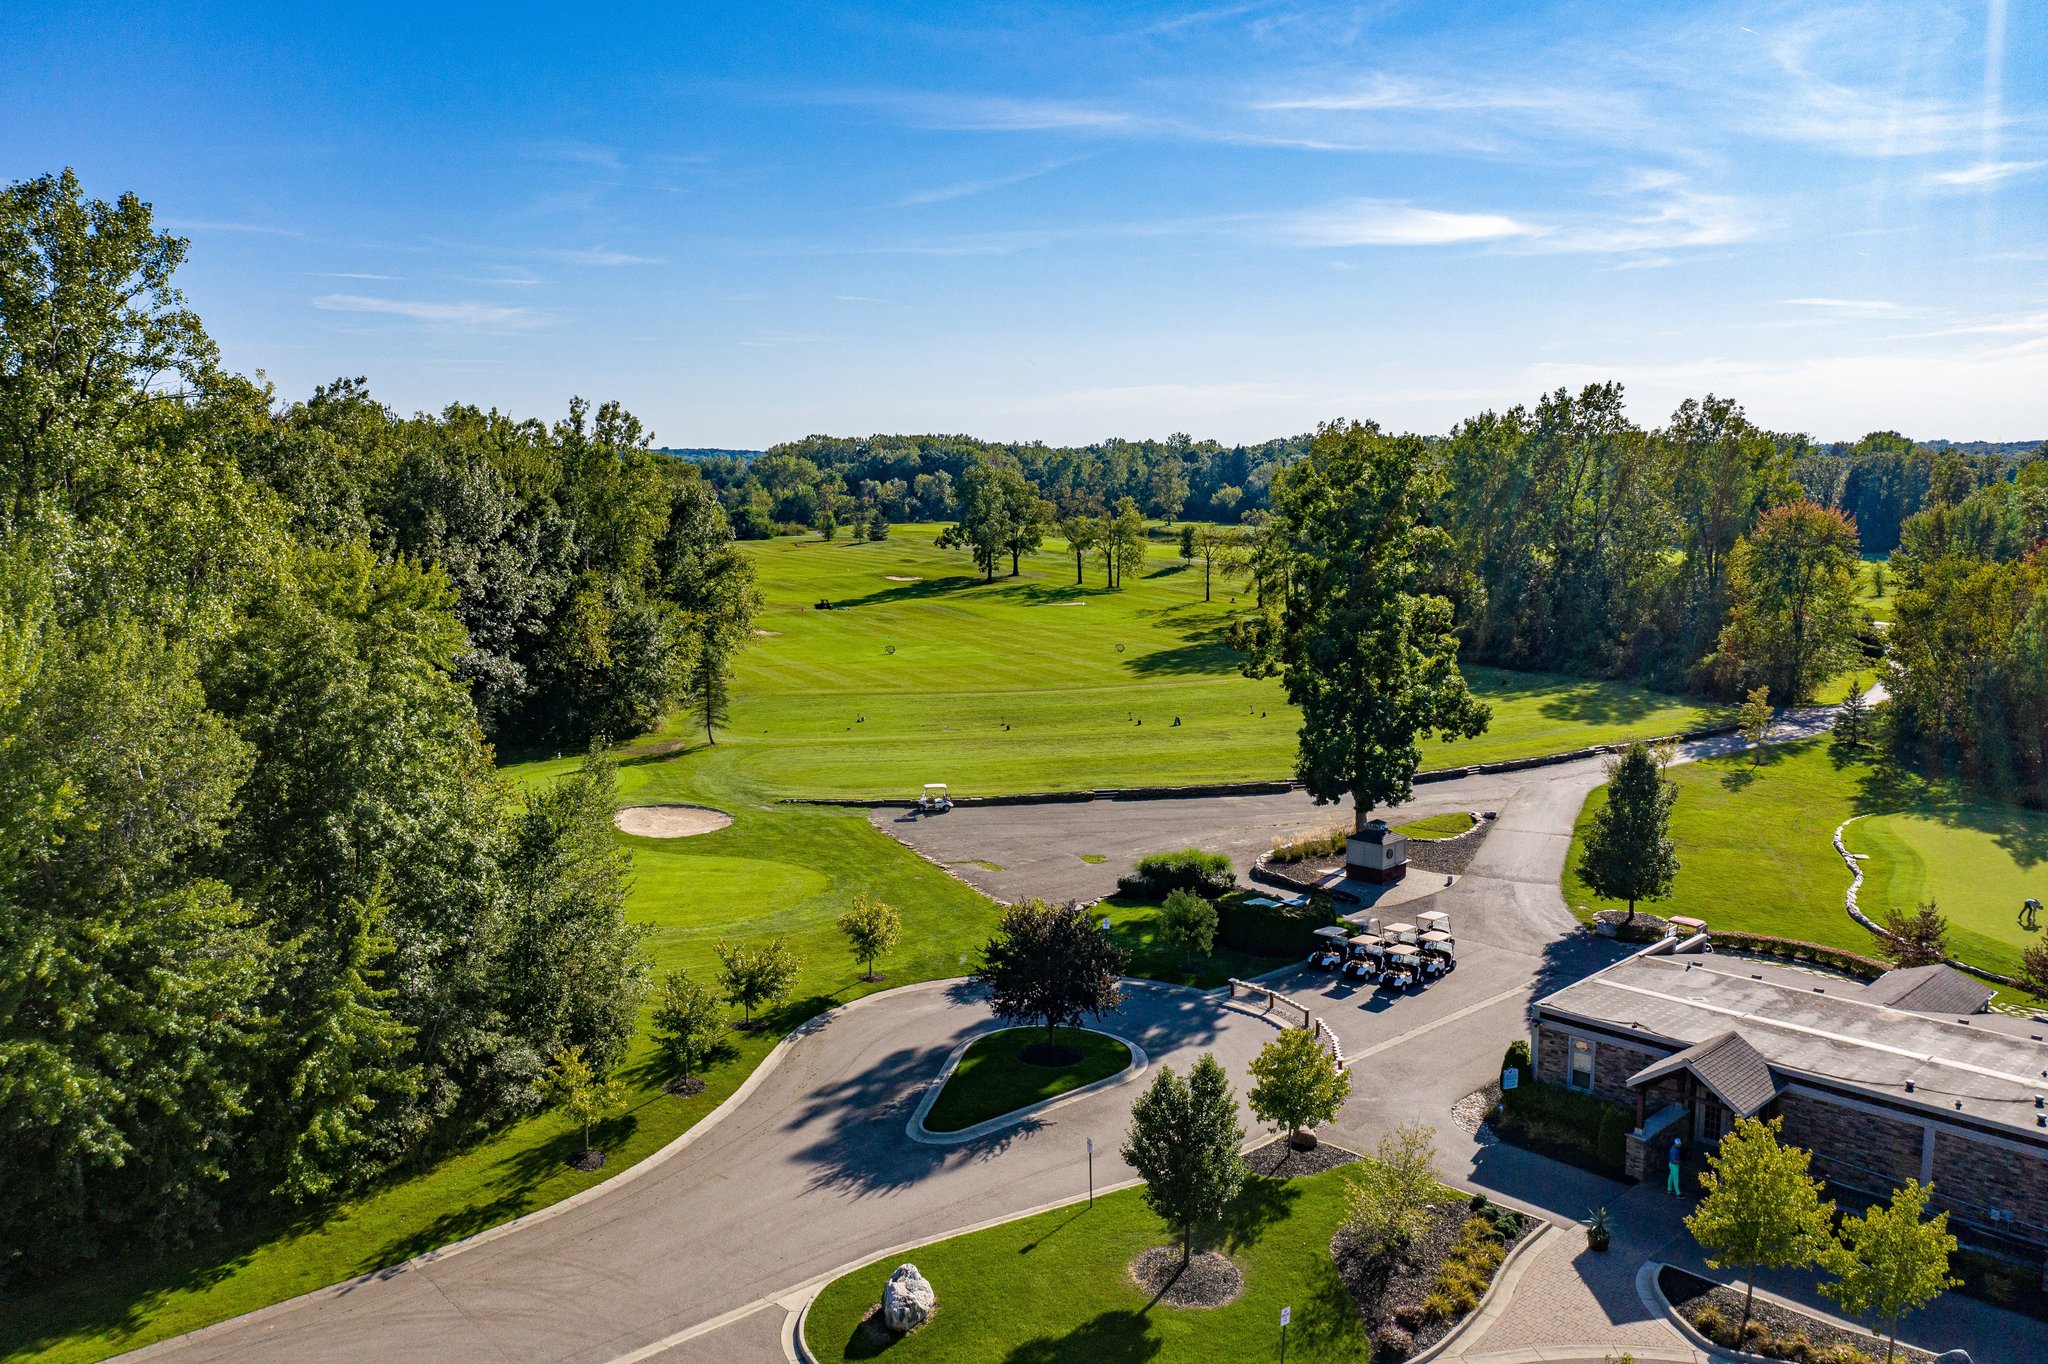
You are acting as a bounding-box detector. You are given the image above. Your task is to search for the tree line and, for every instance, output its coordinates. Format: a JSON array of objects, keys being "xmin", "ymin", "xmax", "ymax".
[{"xmin": 0, "ymin": 170, "xmax": 755, "ymax": 1272}]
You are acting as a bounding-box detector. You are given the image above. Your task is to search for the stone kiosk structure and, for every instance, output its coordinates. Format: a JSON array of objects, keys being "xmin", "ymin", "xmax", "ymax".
[
  {"xmin": 1347, "ymin": 819, "xmax": 1410, "ymax": 884},
  {"xmin": 1528, "ymin": 933, "xmax": 2048, "ymax": 1270}
]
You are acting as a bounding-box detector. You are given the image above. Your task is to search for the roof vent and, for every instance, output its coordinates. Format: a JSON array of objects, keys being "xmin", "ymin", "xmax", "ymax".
[
  {"xmin": 1955, "ymin": 1100, "xmax": 1964, "ymax": 1110},
  {"xmin": 1960, "ymin": 1018, "xmax": 1970, "ymax": 1026},
  {"xmin": 1813, "ymin": 987, "xmax": 1825, "ymax": 994},
  {"xmin": 1905, "ymin": 1080, "xmax": 1916, "ymax": 1092},
  {"xmin": 2039, "ymin": 1115, "xmax": 2046, "ymax": 1128},
  {"xmin": 1752, "ymin": 973, "xmax": 1763, "ymax": 980},
  {"xmin": 2037, "ymin": 1095, "xmax": 2044, "ymax": 1109}
]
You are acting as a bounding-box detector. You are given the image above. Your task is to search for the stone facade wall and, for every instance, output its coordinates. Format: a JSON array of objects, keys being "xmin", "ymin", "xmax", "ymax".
[
  {"xmin": 1779, "ymin": 1092, "xmax": 1924, "ymax": 1192},
  {"xmin": 1536, "ymin": 1025, "xmax": 1568, "ymax": 1088},
  {"xmin": 1932, "ymin": 1131, "xmax": 2048, "ymax": 1243},
  {"xmin": 1532, "ymin": 1024, "xmax": 1674, "ymax": 1108}
]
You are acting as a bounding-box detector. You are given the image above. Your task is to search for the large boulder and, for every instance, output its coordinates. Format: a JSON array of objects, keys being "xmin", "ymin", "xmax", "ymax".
[{"xmin": 882, "ymin": 1263, "xmax": 936, "ymax": 1333}]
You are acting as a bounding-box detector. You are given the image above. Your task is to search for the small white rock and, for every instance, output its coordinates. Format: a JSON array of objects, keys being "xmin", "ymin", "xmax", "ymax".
[{"xmin": 882, "ymin": 1262, "xmax": 936, "ymax": 1333}]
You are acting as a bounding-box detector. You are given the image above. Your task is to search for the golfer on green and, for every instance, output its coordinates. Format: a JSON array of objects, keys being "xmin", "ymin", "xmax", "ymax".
[{"xmin": 1667, "ymin": 1136, "xmax": 1684, "ymax": 1195}]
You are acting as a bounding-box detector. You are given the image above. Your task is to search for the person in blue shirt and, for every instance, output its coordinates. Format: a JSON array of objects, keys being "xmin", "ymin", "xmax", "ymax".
[{"xmin": 1667, "ymin": 1136, "xmax": 1684, "ymax": 1195}]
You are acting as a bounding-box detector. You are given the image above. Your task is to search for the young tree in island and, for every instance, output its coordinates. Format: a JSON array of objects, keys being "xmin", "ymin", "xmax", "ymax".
[
  {"xmin": 968, "ymin": 899, "xmax": 1127, "ymax": 1046},
  {"xmin": 1247, "ymin": 1027, "xmax": 1352, "ymax": 1150},
  {"xmin": 1241, "ymin": 420, "xmax": 1490, "ymax": 832},
  {"xmin": 546, "ymin": 1044, "xmax": 629, "ymax": 1160},
  {"xmin": 1821, "ymin": 1179, "xmax": 1958, "ymax": 1364},
  {"xmin": 650, "ymin": 970, "xmax": 727, "ymax": 1088},
  {"xmin": 1122, "ymin": 1054, "xmax": 1246, "ymax": 1266},
  {"xmin": 1342, "ymin": 1121, "xmax": 1443, "ymax": 1257},
  {"xmin": 1686, "ymin": 1116, "xmax": 1835, "ymax": 1338},
  {"xmin": 686, "ymin": 639, "xmax": 731, "ymax": 744},
  {"xmin": 1739, "ymin": 685, "xmax": 1773, "ymax": 764},
  {"xmin": 1576, "ymin": 741, "xmax": 1678, "ymax": 924},
  {"xmin": 1834, "ymin": 677, "xmax": 1872, "ymax": 749},
  {"xmin": 836, "ymin": 893, "xmax": 902, "ymax": 982},
  {"xmin": 1160, "ymin": 888, "xmax": 1217, "ymax": 960},
  {"xmin": 1710, "ymin": 501, "xmax": 1863, "ymax": 703},
  {"xmin": 1879, "ymin": 902, "xmax": 1948, "ymax": 968},
  {"xmin": 714, "ymin": 936, "xmax": 803, "ymax": 1027}
]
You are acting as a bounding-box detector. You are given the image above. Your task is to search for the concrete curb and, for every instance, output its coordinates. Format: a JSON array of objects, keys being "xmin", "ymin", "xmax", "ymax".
[
  {"xmin": 904, "ymin": 1025, "xmax": 1150, "ymax": 1146},
  {"xmin": 1639, "ymin": 1260, "xmax": 1763, "ymax": 1364},
  {"xmin": 1411, "ymin": 1220, "xmax": 1559, "ymax": 1363},
  {"xmin": 115, "ymin": 977, "xmax": 972, "ymax": 1363}
]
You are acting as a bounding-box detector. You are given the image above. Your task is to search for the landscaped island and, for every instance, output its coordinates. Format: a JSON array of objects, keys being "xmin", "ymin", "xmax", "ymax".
[{"xmin": 922, "ymin": 1027, "xmax": 1133, "ymax": 1133}]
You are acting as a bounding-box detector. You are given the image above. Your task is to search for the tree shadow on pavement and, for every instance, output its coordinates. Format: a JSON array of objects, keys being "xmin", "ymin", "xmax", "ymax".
[{"xmin": 1002, "ymin": 1311, "xmax": 1162, "ymax": 1363}]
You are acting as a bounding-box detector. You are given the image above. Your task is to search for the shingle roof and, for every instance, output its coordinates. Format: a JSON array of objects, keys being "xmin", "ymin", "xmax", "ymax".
[
  {"xmin": 1628, "ymin": 1030, "xmax": 1780, "ymax": 1117},
  {"xmin": 1860, "ymin": 964, "xmax": 1995, "ymax": 1017}
]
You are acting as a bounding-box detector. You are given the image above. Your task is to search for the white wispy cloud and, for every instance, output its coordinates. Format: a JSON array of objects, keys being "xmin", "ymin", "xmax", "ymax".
[
  {"xmin": 898, "ymin": 156, "xmax": 1089, "ymax": 206},
  {"xmin": 312, "ymin": 294, "xmax": 542, "ymax": 328},
  {"xmin": 1532, "ymin": 174, "xmax": 1756, "ymax": 255},
  {"xmin": 534, "ymin": 246, "xmax": 662, "ymax": 266},
  {"xmin": 312, "ymin": 271, "xmax": 399, "ymax": 280},
  {"xmin": 1929, "ymin": 158, "xmax": 2046, "ymax": 187},
  {"xmin": 1783, "ymin": 297, "xmax": 1922, "ymax": 318},
  {"xmin": 1282, "ymin": 200, "xmax": 1537, "ymax": 247},
  {"xmin": 834, "ymin": 295, "xmax": 885, "ymax": 303}
]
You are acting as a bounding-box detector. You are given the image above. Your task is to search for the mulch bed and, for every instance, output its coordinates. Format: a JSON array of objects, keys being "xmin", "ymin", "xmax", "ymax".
[
  {"xmin": 1247, "ymin": 1138, "xmax": 1361, "ymax": 1179},
  {"xmin": 1660, "ymin": 1267, "xmax": 1934, "ymax": 1363},
  {"xmin": 568, "ymin": 1148, "xmax": 607, "ymax": 1172},
  {"xmin": 1130, "ymin": 1247, "xmax": 1245, "ymax": 1308},
  {"xmin": 663, "ymin": 1076, "xmax": 707, "ymax": 1097},
  {"xmin": 1331, "ymin": 1202, "xmax": 1535, "ymax": 1357},
  {"xmin": 1405, "ymin": 820, "xmax": 1490, "ymax": 876}
]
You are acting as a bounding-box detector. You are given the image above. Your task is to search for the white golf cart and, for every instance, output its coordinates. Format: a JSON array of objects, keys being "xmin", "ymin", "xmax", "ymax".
[
  {"xmin": 1308, "ymin": 924, "xmax": 1350, "ymax": 971},
  {"xmin": 918, "ymin": 783, "xmax": 953, "ymax": 814},
  {"xmin": 1378, "ymin": 943, "xmax": 1421, "ymax": 991},
  {"xmin": 1342, "ymin": 933, "xmax": 1385, "ymax": 981},
  {"xmin": 1419, "ymin": 930, "xmax": 1457, "ymax": 972}
]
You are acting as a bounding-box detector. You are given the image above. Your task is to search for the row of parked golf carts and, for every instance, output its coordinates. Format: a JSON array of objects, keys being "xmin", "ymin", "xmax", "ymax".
[{"xmin": 1307, "ymin": 910, "xmax": 1456, "ymax": 991}]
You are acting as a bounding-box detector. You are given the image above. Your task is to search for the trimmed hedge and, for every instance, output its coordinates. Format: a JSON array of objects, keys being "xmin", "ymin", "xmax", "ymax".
[
  {"xmin": 1217, "ymin": 894, "xmax": 1336, "ymax": 956},
  {"xmin": 1496, "ymin": 1078, "xmax": 1627, "ymax": 1175},
  {"xmin": 1707, "ymin": 931, "xmax": 1889, "ymax": 980},
  {"xmin": 1118, "ymin": 847, "xmax": 1235, "ymax": 898}
]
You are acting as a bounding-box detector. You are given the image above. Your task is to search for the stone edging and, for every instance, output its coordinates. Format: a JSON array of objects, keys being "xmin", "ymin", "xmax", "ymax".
[
  {"xmin": 1640, "ymin": 1259, "xmax": 1747, "ymax": 1362},
  {"xmin": 114, "ymin": 977, "xmax": 971, "ymax": 1363},
  {"xmin": 905, "ymin": 1025, "xmax": 1150, "ymax": 1146},
  {"xmin": 1833, "ymin": 816, "xmax": 2031, "ymax": 992},
  {"xmin": 1407, "ymin": 1220, "xmax": 1559, "ymax": 1364},
  {"xmin": 784, "ymin": 725, "xmax": 1744, "ymax": 809}
]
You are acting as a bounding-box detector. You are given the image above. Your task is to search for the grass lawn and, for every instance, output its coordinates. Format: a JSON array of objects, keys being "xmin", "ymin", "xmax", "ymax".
[
  {"xmin": 1851, "ymin": 806, "xmax": 2048, "ymax": 980},
  {"xmin": 642, "ymin": 525, "xmax": 1730, "ymax": 803},
  {"xmin": 803, "ymin": 1166, "xmax": 1370, "ymax": 1363},
  {"xmin": 1397, "ymin": 811, "xmax": 1477, "ymax": 840},
  {"xmin": 1098, "ymin": 895, "xmax": 1294, "ymax": 988},
  {"xmin": 1859, "ymin": 554, "xmax": 1895, "ymax": 624},
  {"xmin": 923, "ymin": 1028, "xmax": 1132, "ymax": 1133},
  {"xmin": 1561, "ymin": 740, "xmax": 2048, "ymax": 1001}
]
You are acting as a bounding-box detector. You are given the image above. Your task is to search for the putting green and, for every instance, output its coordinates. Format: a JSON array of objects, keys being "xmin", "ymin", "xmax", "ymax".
[
  {"xmin": 659, "ymin": 525, "xmax": 1728, "ymax": 802},
  {"xmin": 1850, "ymin": 807, "xmax": 2048, "ymax": 978}
]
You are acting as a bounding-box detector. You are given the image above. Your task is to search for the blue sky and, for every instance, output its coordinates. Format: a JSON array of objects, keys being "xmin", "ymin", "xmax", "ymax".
[{"xmin": 7, "ymin": 1, "xmax": 2044, "ymax": 445}]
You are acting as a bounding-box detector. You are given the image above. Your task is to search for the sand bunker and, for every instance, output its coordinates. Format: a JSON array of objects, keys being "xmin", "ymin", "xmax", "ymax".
[{"xmin": 613, "ymin": 805, "xmax": 733, "ymax": 838}]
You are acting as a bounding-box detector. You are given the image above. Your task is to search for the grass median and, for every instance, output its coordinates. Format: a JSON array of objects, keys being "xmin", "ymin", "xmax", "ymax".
[{"xmin": 922, "ymin": 1027, "xmax": 1133, "ymax": 1133}]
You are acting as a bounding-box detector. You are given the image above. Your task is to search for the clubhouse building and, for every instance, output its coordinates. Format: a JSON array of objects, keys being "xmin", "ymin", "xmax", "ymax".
[{"xmin": 1529, "ymin": 935, "xmax": 2048, "ymax": 1257}]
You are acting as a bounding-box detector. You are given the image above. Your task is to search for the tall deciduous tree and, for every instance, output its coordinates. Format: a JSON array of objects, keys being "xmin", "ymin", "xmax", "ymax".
[
  {"xmin": 1121, "ymin": 1054, "xmax": 1245, "ymax": 1265},
  {"xmin": 1244, "ymin": 420, "xmax": 1490, "ymax": 831},
  {"xmin": 687, "ymin": 639, "xmax": 731, "ymax": 744},
  {"xmin": 1111, "ymin": 496, "xmax": 1148, "ymax": 588},
  {"xmin": 1060, "ymin": 515, "xmax": 1098, "ymax": 586},
  {"xmin": 1686, "ymin": 1116, "xmax": 1835, "ymax": 1337},
  {"xmin": 1247, "ymin": 1028, "xmax": 1352, "ymax": 1149},
  {"xmin": 1820, "ymin": 1179, "xmax": 1958, "ymax": 1364},
  {"xmin": 1576, "ymin": 741, "xmax": 1679, "ymax": 924},
  {"xmin": 969, "ymin": 900, "xmax": 1127, "ymax": 1046},
  {"xmin": 1710, "ymin": 501, "xmax": 1863, "ymax": 702}
]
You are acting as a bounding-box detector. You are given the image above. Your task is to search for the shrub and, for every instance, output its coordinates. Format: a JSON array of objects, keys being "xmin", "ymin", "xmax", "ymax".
[
  {"xmin": 1496, "ymin": 1079, "xmax": 1628, "ymax": 1173},
  {"xmin": 1689, "ymin": 1304, "xmax": 1727, "ymax": 1343},
  {"xmin": 1120, "ymin": 848, "xmax": 1235, "ymax": 898},
  {"xmin": 1740, "ymin": 1320, "xmax": 1772, "ymax": 1351},
  {"xmin": 1501, "ymin": 1038, "xmax": 1532, "ymax": 1083},
  {"xmin": 1596, "ymin": 1106, "xmax": 1631, "ymax": 1171},
  {"xmin": 1812, "ymin": 1347, "xmax": 1875, "ymax": 1364},
  {"xmin": 1216, "ymin": 895, "xmax": 1336, "ymax": 956},
  {"xmin": 1777, "ymin": 1331, "xmax": 1814, "ymax": 1363},
  {"xmin": 1159, "ymin": 888, "xmax": 1218, "ymax": 957},
  {"xmin": 1469, "ymin": 1191, "xmax": 1493, "ymax": 1213},
  {"xmin": 1420, "ymin": 1290, "xmax": 1456, "ymax": 1322},
  {"xmin": 1371, "ymin": 1324, "xmax": 1415, "ymax": 1360},
  {"xmin": 1391, "ymin": 1302, "xmax": 1427, "ymax": 1330}
]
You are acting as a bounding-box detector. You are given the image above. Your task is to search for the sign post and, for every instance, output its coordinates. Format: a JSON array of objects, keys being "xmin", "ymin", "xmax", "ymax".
[
  {"xmin": 1280, "ymin": 1305, "xmax": 1290, "ymax": 1363},
  {"xmin": 1087, "ymin": 1136, "xmax": 1094, "ymax": 1207}
]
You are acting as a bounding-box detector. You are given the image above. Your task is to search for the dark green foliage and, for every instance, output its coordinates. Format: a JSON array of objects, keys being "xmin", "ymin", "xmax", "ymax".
[
  {"xmin": 969, "ymin": 900, "xmax": 1128, "ymax": 1043},
  {"xmin": 1576, "ymin": 742, "xmax": 1679, "ymax": 922},
  {"xmin": 1121, "ymin": 1054, "xmax": 1245, "ymax": 1263},
  {"xmin": 1501, "ymin": 1039, "xmax": 1532, "ymax": 1081},
  {"xmin": 1495, "ymin": 1080, "xmax": 1627, "ymax": 1174},
  {"xmin": 1159, "ymin": 888, "xmax": 1218, "ymax": 957},
  {"xmin": 1216, "ymin": 895, "xmax": 1334, "ymax": 955},
  {"xmin": 1120, "ymin": 847, "xmax": 1235, "ymax": 898},
  {"xmin": 0, "ymin": 171, "xmax": 650, "ymax": 1275}
]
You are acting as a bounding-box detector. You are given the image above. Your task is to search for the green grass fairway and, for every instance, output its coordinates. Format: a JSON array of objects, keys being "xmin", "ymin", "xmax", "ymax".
[
  {"xmin": 1562, "ymin": 741, "xmax": 2046, "ymax": 999},
  {"xmin": 803, "ymin": 1165, "xmax": 1371, "ymax": 1363},
  {"xmin": 643, "ymin": 525, "xmax": 1728, "ymax": 802},
  {"xmin": 1563, "ymin": 740, "xmax": 1927, "ymax": 949},
  {"xmin": 1851, "ymin": 807, "xmax": 2048, "ymax": 979},
  {"xmin": 923, "ymin": 1028, "xmax": 1131, "ymax": 1133}
]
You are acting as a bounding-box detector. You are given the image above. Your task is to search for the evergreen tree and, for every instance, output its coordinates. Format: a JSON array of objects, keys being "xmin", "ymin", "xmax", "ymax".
[
  {"xmin": 1820, "ymin": 1179, "xmax": 1958, "ymax": 1364},
  {"xmin": 1834, "ymin": 677, "xmax": 1871, "ymax": 748},
  {"xmin": 1576, "ymin": 741, "xmax": 1679, "ymax": 923},
  {"xmin": 1121, "ymin": 1054, "xmax": 1245, "ymax": 1265},
  {"xmin": 1686, "ymin": 1116, "xmax": 1835, "ymax": 1337}
]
